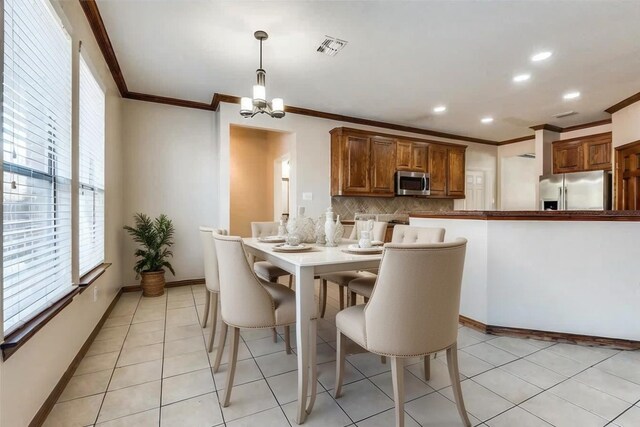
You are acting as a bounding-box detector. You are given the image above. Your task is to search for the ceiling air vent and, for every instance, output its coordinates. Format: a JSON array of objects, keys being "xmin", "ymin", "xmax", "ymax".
[
  {"xmin": 317, "ymin": 36, "xmax": 348, "ymax": 56},
  {"xmin": 552, "ymin": 110, "xmax": 578, "ymax": 119}
]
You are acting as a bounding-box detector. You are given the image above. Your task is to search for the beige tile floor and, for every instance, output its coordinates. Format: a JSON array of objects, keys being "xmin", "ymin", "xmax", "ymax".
[{"xmin": 44, "ymin": 283, "xmax": 640, "ymax": 427}]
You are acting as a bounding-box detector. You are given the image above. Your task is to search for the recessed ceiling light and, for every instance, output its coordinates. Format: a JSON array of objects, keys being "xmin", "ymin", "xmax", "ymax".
[
  {"xmin": 531, "ymin": 51, "xmax": 552, "ymax": 62},
  {"xmin": 481, "ymin": 117, "xmax": 494, "ymax": 124},
  {"xmin": 563, "ymin": 91, "xmax": 581, "ymax": 100},
  {"xmin": 513, "ymin": 73, "xmax": 531, "ymax": 82},
  {"xmin": 433, "ymin": 106, "xmax": 447, "ymax": 113}
]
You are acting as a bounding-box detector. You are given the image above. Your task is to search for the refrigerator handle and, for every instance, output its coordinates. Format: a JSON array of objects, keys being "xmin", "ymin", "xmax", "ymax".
[
  {"xmin": 564, "ymin": 186, "xmax": 568, "ymax": 210},
  {"xmin": 558, "ymin": 186, "xmax": 564, "ymax": 210}
]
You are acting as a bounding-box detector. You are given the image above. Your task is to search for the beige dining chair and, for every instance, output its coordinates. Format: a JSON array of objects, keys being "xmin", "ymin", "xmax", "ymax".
[
  {"xmin": 334, "ymin": 239, "xmax": 470, "ymax": 427},
  {"xmin": 348, "ymin": 225, "xmax": 446, "ymax": 305},
  {"xmin": 213, "ymin": 233, "xmax": 318, "ymax": 410},
  {"xmin": 317, "ymin": 220, "xmax": 387, "ymax": 317},
  {"xmin": 251, "ymin": 221, "xmax": 293, "ymax": 288},
  {"xmin": 199, "ymin": 226, "xmax": 227, "ymax": 356}
]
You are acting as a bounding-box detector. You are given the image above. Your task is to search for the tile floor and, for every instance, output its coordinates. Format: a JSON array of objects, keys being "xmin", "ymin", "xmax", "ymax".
[{"xmin": 44, "ymin": 283, "xmax": 640, "ymax": 427}]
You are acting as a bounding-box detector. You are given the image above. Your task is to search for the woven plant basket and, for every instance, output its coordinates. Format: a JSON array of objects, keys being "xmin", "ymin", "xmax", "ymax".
[{"xmin": 141, "ymin": 270, "xmax": 165, "ymax": 297}]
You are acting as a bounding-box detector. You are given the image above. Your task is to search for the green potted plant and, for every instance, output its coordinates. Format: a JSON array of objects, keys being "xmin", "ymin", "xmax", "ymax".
[{"xmin": 124, "ymin": 213, "xmax": 176, "ymax": 297}]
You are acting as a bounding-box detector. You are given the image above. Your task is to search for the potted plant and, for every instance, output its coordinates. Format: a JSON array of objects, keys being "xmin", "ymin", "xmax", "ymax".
[{"xmin": 124, "ymin": 213, "xmax": 176, "ymax": 297}]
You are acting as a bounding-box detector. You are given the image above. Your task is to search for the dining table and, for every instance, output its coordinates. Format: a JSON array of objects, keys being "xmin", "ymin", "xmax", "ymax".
[{"xmin": 242, "ymin": 238, "xmax": 383, "ymax": 424}]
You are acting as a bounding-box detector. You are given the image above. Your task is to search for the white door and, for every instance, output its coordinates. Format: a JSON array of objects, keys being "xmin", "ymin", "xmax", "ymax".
[{"xmin": 465, "ymin": 170, "xmax": 486, "ymax": 210}]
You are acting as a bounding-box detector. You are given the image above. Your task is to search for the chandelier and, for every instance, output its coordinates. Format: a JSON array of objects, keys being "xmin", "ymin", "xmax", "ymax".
[{"xmin": 240, "ymin": 31, "xmax": 285, "ymax": 119}]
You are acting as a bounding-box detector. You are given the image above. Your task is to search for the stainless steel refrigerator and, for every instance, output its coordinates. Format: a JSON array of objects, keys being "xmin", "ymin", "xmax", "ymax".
[{"xmin": 539, "ymin": 170, "xmax": 612, "ymax": 210}]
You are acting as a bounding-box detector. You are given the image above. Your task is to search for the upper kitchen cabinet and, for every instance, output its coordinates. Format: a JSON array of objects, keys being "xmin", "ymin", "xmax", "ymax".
[
  {"xmin": 396, "ymin": 140, "xmax": 428, "ymax": 172},
  {"xmin": 552, "ymin": 132, "xmax": 611, "ymax": 174},
  {"xmin": 428, "ymin": 144, "xmax": 466, "ymax": 198},
  {"xmin": 330, "ymin": 127, "xmax": 466, "ymax": 198},
  {"xmin": 331, "ymin": 128, "xmax": 396, "ymax": 197}
]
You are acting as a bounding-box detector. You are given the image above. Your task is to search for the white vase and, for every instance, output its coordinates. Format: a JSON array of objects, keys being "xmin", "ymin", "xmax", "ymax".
[
  {"xmin": 324, "ymin": 207, "xmax": 336, "ymax": 247},
  {"xmin": 334, "ymin": 215, "xmax": 344, "ymax": 244},
  {"xmin": 315, "ymin": 214, "xmax": 326, "ymax": 245}
]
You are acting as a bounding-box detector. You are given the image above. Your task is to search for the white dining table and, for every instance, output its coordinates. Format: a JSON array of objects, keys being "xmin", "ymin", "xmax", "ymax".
[{"xmin": 242, "ymin": 238, "xmax": 383, "ymax": 424}]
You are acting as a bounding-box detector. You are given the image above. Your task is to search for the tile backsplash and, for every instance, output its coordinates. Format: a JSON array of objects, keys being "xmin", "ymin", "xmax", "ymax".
[{"xmin": 331, "ymin": 197, "xmax": 453, "ymax": 220}]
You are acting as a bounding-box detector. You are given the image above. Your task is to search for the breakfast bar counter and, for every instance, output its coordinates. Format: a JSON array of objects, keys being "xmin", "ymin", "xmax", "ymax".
[{"xmin": 409, "ymin": 211, "xmax": 640, "ymax": 347}]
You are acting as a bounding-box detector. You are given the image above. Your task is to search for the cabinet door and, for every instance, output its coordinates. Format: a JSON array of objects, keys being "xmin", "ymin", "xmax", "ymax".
[
  {"xmin": 553, "ymin": 141, "xmax": 584, "ymax": 174},
  {"xmin": 584, "ymin": 136, "xmax": 612, "ymax": 171},
  {"xmin": 428, "ymin": 144, "xmax": 448, "ymax": 196},
  {"xmin": 411, "ymin": 143, "xmax": 428, "ymax": 172},
  {"xmin": 447, "ymin": 147, "xmax": 466, "ymax": 197},
  {"xmin": 344, "ymin": 135, "xmax": 371, "ymax": 193},
  {"xmin": 396, "ymin": 140, "xmax": 412, "ymax": 171},
  {"xmin": 371, "ymin": 137, "xmax": 396, "ymax": 195}
]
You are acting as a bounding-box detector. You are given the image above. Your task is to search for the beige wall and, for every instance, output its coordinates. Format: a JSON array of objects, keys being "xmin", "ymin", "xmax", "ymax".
[
  {"xmin": 0, "ymin": 1, "xmax": 125, "ymax": 425},
  {"xmin": 230, "ymin": 126, "xmax": 290, "ymax": 236},
  {"xmin": 121, "ymin": 99, "xmax": 217, "ymax": 284},
  {"xmin": 612, "ymin": 102, "xmax": 640, "ymax": 148}
]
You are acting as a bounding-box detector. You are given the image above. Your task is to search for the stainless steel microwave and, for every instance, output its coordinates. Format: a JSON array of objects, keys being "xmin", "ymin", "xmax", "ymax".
[{"xmin": 396, "ymin": 171, "xmax": 430, "ymax": 196}]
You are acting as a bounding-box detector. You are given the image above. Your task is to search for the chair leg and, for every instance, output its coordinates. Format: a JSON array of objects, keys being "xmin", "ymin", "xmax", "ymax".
[
  {"xmin": 334, "ymin": 330, "xmax": 346, "ymax": 398},
  {"xmin": 212, "ymin": 322, "xmax": 228, "ymax": 373},
  {"xmin": 288, "ymin": 274, "xmax": 293, "ymax": 288},
  {"xmin": 273, "ymin": 327, "xmax": 278, "ymax": 343},
  {"xmin": 381, "ymin": 356, "xmax": 387, "ymax": 364},
  {"xmin": 284, "ymin": 325, "xmax": 292, "ymax": 354},
  {"xmin": 446, "ymin": 342, "xmax": 471, "ymax": 427},
  {"xmin": 390, "ymin": 357, "xmax": 405, "ymax": 427},
  {"xmin": 306, "ymin": 319, "xmax": 318, "ymax": 414},
  {"xmin": 222, "ymin": 327, "xmax": 240, "ymax": 407},
  {"xmin": 202, "ymin": 290, "xmax": 210, "ymax": 328},
  {"xmin": 349, "ymin": 291, "xmax": 357, "ymax": 306},
  {"xmin": 207, "ymin": 292, "xmax": 219, "ymax": 353},
  {"xmin": 319, "ymin": 280, "xmax": 327, "ymax": 318},
  {"xmin": 339, "ymin": 286, "xmax": 345, "ymax": 310},
  {"xmin": 423, "ymin": 355, "xmax": 431, "ymax": 381}
]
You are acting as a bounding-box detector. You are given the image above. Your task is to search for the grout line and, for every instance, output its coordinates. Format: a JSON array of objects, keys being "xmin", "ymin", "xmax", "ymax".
[
  {"xmin": 156, "ymin": 289, "xmax": 169, "ymax": 427},
  {"xmin": 91, "ymin": 292, "xmax": 143, "ymax": 425}
]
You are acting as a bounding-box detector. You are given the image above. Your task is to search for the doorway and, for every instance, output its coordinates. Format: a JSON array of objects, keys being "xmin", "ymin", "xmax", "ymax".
[
  {"xmin": 229, "ymin": 125, "xmax": 292, "ymax": 236},
  {"xmin": 464, "ymin": 170, "xmax": 486, "ymax": 210}
]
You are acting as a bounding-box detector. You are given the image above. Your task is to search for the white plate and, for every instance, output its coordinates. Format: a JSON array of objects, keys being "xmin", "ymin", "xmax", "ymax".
[
  {"xmin": 342, "ymin": 245, "xmax": 383, "ymax": 254},
  {"xmin": 273, "ymin": 243, "xmax": 313, "ymax": 253},
  {"xmin": 258, "ymin": 236, "xmax": 286, "ymax": 243}
]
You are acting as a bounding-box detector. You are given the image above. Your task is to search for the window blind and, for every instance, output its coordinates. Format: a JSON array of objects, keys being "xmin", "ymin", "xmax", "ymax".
[
  {"xmin": 78, "ymin": 57, "xmax": 105, "ymax": 276},
  {"xmin": 2, "ymin": 0, "xmax": 72, "ymax": 333}
]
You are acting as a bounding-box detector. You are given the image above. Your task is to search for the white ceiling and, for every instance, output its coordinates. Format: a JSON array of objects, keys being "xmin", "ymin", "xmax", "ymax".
[{"xmin": 97, "ymin": 0, "xmax": 640, "ymax": 141}]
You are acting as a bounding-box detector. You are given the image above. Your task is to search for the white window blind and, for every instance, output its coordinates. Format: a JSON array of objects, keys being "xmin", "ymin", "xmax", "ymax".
[
  {"xmin": 2, "ymin": 0, "xmax": 72, "ymax": 333},
  {"xmin": 78, "ymin": 57, "xmax": 105, "ymax": 276}
]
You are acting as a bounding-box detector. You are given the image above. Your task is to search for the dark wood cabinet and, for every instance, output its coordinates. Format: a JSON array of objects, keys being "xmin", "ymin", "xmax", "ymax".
[
  {"xmin": 615, "ymin": 140, "xmax": 640, "ymax": 210},
  {"xmin": 331, "ymin": 127, "xmax": 466, "ymax": 199},
  {"xmin": 428, "ymin": 144, "xmax": 448, "ymax": 197},
  {"xmin": 447, "ymin": 146, "xmax": 466, "ymax": 197},
  {"xmin": 397, "ymin": 140, "xmax": 428, "ymax": 172},
  {"xmin": 371, "ymin": 137, "xmax": 396, "ymax": 194},
  {"xmin": 553, "ymin": 132, "xmax": 612, "ymax": 174},
  {"xmin": 331, "ymin": 128, "xmax": 395, "ymax": 197}
]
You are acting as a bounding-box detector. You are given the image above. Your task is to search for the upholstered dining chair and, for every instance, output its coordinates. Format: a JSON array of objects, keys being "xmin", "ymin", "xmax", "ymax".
[
  {"xmin": 348, "ymin": 225, "xmax": 445, "ymax": 305},
  {"xmin": 334, "ymin": 239, "xmax": 470, "ymax": 427},
  {"xmin": 213, "ymin": 233, "xmax": 318, "ymax": 410},
  {"xmin": 251, "ymin": 221, "xmax": 293, "ymax": 288},
  {"xmin": 317, "ymin": 220, "xmax": 387, "ymax": 317},
  {"xmin": 199, "ymin": 226, "xmax": 227, "ymax": 358}
]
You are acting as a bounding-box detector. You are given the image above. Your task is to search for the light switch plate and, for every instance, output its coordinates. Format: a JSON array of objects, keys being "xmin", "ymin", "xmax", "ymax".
[{"xmin": 302, "ymin": 192, "xmax": 313, "ymax": 201}]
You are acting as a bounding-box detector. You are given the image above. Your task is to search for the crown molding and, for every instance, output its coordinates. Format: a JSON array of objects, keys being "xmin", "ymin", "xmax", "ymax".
[
  {"xmin": 530, "ymin": 123, "xmax": 563, "ymax": 132},
  {"xmin": 125, "ymin": 92, "xmax": 215, "ymax": 111},
  {"xmin": 605, "ymin": 90, "xmax": 640, "ymax": 114},
  {"xmin": 497, "ymin": 135, "xmax": 535, "ymax": 146},
  {"xmin": 561, "ymin": 118, "xmax": 611, "ymax": 133}
]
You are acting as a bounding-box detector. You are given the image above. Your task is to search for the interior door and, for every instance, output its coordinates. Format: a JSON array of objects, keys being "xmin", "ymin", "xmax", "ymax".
[
  {"xmin": 464, "ymin": 170, "xmax": 485, "ymax": 210},
  {"xmin": 615, "ymin": 141, "xmax": 640, "ymax": 210}
]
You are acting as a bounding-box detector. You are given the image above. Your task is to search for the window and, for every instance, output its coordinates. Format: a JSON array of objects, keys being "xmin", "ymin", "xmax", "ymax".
[
  {"xmin": 2, "ymin": 0, "xmax": 72, "ymax": 333},
  {"xmin": 78, "ymin": 57, "xmax": 105, "ymax": 275}
]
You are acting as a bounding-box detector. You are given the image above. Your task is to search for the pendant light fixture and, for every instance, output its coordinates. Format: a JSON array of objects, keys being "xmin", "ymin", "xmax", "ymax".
[{"xmin": 240, "ymin": 31, "xmax": 285, "ymax": 119}]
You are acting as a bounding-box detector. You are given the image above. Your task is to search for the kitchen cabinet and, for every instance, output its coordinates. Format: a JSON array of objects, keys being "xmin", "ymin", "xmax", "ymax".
[
  {"xmin": 428, "ymin": 144, "xmax": 448, "ymax": 196},
  {"xmin": 371, "ymin": 137, "xmax": 396, "ymax": 194},
  {"xmin": 331, "ymin": 128, "xmax": 396, "ymax": 197},
  {"xmin": 396, "ymin": 140, "xmax": 428, "ymax": 172},
  {"xmin": 552, "ymin": 132, "xmax": 612, "ymax": 174},
  {"xmin": 331, "ymin": 127, "xmax": 466, "ymax": 199},
  {"xmin": 428, "ymin": 144, "xmax": 466, "ymax": 198}
]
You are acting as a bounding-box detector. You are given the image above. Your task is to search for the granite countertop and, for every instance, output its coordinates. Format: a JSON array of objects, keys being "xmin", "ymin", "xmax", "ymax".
[{"xmin": 409, "ymin": 210, "xmax": 640, "ymax": 221}]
